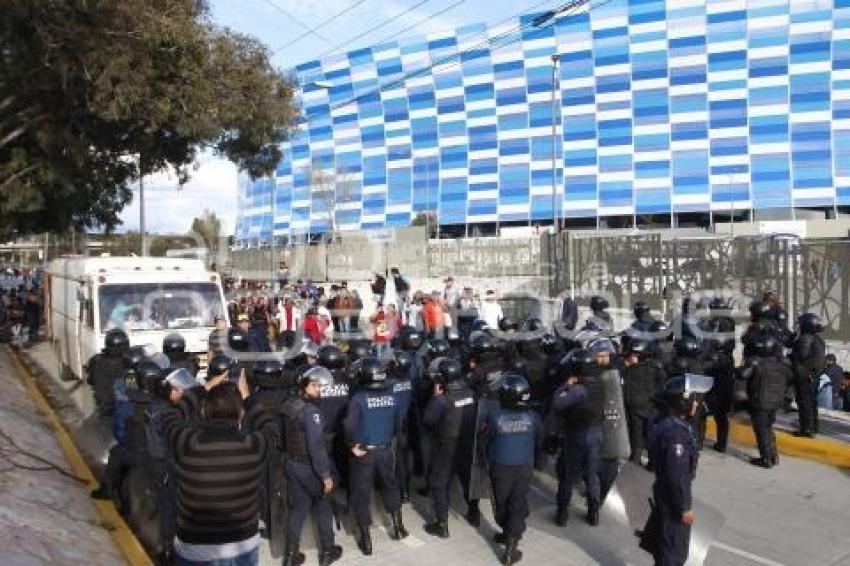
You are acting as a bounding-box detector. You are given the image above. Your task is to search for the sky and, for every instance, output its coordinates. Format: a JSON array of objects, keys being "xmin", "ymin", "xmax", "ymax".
[{"xmin": 117, "ymin": 0, "xmax": 573, "ymax": 234}]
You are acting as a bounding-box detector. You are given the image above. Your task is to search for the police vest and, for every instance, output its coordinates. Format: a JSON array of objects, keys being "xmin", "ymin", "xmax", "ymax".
[
  {"xmin": 282, "ymin": 398, "xmax": 309, "ymax": 460},
  {"xmin": 391, "ymin": 374, "xmax": 413, "ymax": 414},
  {"xmin": 318, "ymin": 383, "xmax": 349, "ymax": 444},
  {"xmin": 145, "ymin": 400, "xmax": 169, "ymax": 461},
  {"xmin": 436, "ymin": 384, "xmax": 476, "ymax": 440},
  {"xmin": 755, "ymin": 358, "xmax": 791, "ymax": 410},
  {"xmin": 624, "ymin": 362, "xmax": 658, "ymax": 409},
  {"xmin": 126, "ymin": 396, "xmax": 151, "ymax": 451},
  {"xmin": 563, "ymin": 375, "xmax": 605, "ymax": 429},
  {"xmin": 358, "ymin": 391, "xmax": 397, "ymax": 446},
  {"xmin": 488, "ymin": 407, "xmax": 536, "ymax": 466}
]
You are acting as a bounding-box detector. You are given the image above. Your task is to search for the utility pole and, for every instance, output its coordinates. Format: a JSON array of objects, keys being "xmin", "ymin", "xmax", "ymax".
[
  {"xmin": 139, "ymin": 172, "xmax": 147, "ymax": 257},
  {"xmin": 270, "ymin": 170, "xmax": 276, "ymax": 287}
]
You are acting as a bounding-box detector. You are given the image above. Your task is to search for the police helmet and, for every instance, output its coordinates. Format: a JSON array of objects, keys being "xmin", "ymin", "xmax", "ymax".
[
  {"xmin": 589, "ymin": 296, "xmax": 609, "ymax": 312},
  {"xmin": 393, "ymin": 350, "xmax": 413, "ymax": 373},
  {"xmin": 318, "ymin": 345, "xmax": 345, "ymax": 369},
  {"xmin": 798, "ymin": 313, "xmax": 825, "ymax": 334},
  {"xmin": 298, "ymin": 365, "xmax": 334, "ymax": 391},
  {"xmin": 498, "ymin": 317, "xmax": 518, "ymax": 332},
  {"xmin": 208, "ymin": 354, "xmax": 235, "ymax": 379},
  {"xmin": 566, "ymin": 349, "xmax": 596, "ymax": 376},
  {"xmin": 498, "ymin": 374, "xmax": 531, "ymax": 410},
  {"xmin": 539, "ymin": 333, "xmax": 559, "ymax": 353},
  {"xmin": 633, "ymin": 301, "xmax": 651, "ymax": 319},
  {"xmin": 522, "ymin": 318, "xmax": 544, "ymax": 333},
  {"xmin": 104, "ymin": 328, "xmax": 130, "ymax": 353},
  {"xmin": 655, "ymin": 374, "xmax": 715, "ymax": 415},
  {"xmin": 648, "ymin": 320, "xmax": 672, "ymax": 340},
  {"xmin": 123, "ymin": 345, "xmax": 148, "ymax": 370},
  {"xmin": 399, "ymin": 326, "xmax": 424, "ymax": 351},
  {"xmin": 252, "ymin": 359, "xmax": 283, "ymax": 379},
  {"xmin": 435, "ymin": 358, "xmax": 463, "ymax": 385},
  {"xmin": 749, "ymin": 301, "xmax": 772, "ymax": 322},
  {"xmin": 675, "ymin": 336, "xmax": 702, "ymax": 358},
  {"xmin": 708, "ymin": 297, "xmax": 728, "ymax": 311},
  {"xmin": 346, "ymin": 339, "xmax": 372, "ymax": 363},
  {"xmin": 751, "ymin": 336, "xmax": 777, "ymax": 358},
  {"xmin": 427, "ymin": 338, "xmax": 450, "ymax": 359},
  {"xmin": 626, "ymin": 338, "xmax": 652, "ymax": 359},
  {"xmin": 356, "ymin": 357, "xmax": 388, "ymax": 390},
  {"xmin": 471, "ymin": 334, "xmax": 499, "ymax": 357},
  {"xmin": 445, "ymin": 327, "xmax": 461, "ymax": 346},
  {"xmin": 228, "ymin": 328, "xmax": 249, "ymax": 352},
  {"xmin": 135, "ymin": 360, "xmax": 164, "ymax": 394},
  {"xmin": 162, "ymin": 333, "xmax": 186, "ymax": 355},
  {"xmin": 586, "ymin": 337, "xmax": 616, "ymax": 356}
]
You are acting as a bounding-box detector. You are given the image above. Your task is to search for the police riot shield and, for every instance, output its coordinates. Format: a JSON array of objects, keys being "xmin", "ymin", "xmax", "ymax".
[
  {"xmin": 684, "ymin": 373, "xmax": 715, "ymax": 396},
  {"xmin": 267, "ymin": 455, "xmax": 286, "ymax": 557},
  {"xmin": 600, "ymin": 368, "xmax": 630, "ymax": 460},
  {"xmin": 468, "ymin": 397, "xmax": 496, "ymax": 502}
]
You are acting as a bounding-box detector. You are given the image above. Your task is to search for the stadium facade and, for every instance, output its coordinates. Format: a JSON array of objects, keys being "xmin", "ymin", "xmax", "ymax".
[{"xmin": 236, "ymin": 0, "xmax": 850, "ymax": 246}]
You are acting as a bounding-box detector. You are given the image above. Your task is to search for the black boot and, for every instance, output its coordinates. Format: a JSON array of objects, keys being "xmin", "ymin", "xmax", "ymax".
[
  {"xmin": 389, "ymin": 510, "xmax": 409, "ymax": 540},
  {"xmin": 282, "ymin": 545, "xmax": 305, "ymax": 566},
  {"xmin": 586, "ymin": 506, "xmax": 599, "ymax": 526},
  {"xmin": 319, "ymin": 544, "xmax": 343, "ymax": 566},
  {"xmin": 501, "ymin": 538, "xmax": 523, "ymax": 565},
  {"xmin": 465, "ymin": 502, "xmax": 481, "ymax": 527},
  {"xmin": 493, "ymin": 532, "xmax": 507, "ymax": 545},
  {"xmin": 400, "ymin": 486, "xmax": 411, "ymax": 504},
  {"xmin": 749, "ymin": 457, "xmax": 772, "ymax": 469},
  {"xmin": 89, "ymin": 485, "xmax": 110, "ymax": 500},
  {"xmin": 424, "ymin": 518, "xmax": 449, "ymax": 538},
  {"xmin": 356, "ymin": 527, "xmax": 372, "ymax": 556},
  {"xmin": 555, "ymin": 505, "xmax": 568, "ymax": 526}
]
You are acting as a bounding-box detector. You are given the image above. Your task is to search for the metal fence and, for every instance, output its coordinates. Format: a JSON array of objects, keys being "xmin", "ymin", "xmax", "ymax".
[{"xmin": 546, "ymin": 231, "xmax": 850, "ymax": 342}]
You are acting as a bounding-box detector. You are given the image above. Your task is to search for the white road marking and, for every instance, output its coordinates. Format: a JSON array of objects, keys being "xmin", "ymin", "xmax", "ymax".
[{"xmin": 711, "ymin": 542, "xmax": 787, "ymax": 566}]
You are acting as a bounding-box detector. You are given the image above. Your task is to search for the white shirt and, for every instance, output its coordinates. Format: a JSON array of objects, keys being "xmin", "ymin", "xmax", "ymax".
[
  {"xmin": 480, "ymin": 300, "xmax": 503, "ymax": 329},
  {"xmin": 275, "ymin": 304, "xmax": 301, "ymax": 332}
]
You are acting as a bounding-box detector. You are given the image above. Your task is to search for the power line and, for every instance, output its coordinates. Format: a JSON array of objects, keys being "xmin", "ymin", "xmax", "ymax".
[
  {"xmin": 378, "ymin": 0, "xmax": 469, "ymax": 45},
  {"xmin": 272, "ymin": 0, "xmax": 370, "ymax": 54},
  {"xmin": 258, "ymin": 0, "xmax": 330, "ymax": 43},
  {"xmin": 319, "ymin": 0, "xmax": 434, "ymax": 58}
]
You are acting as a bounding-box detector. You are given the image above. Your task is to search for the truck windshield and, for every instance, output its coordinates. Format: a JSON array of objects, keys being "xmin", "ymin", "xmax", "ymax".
[{"xmin": 98, "ymin": 282, "xmax": 225, "ymax": 332}]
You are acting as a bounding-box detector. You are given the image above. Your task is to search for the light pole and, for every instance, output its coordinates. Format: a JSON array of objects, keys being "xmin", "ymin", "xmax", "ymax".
[
  {"xmin": 139, "ymin": 155, "xmax": 147, "ymax": 256},
  {"xmin": 270, "ymin": 170, "xmax": 276, "ymax": 287},
  {"xmin": 551, "ymin": 53, "xmax": 560, "ymax": 233}
]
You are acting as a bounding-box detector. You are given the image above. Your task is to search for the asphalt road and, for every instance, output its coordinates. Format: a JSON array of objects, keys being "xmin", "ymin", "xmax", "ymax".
[{"xmin": 257, "ymin": 445, "xmax": 850, "ymax": 566}]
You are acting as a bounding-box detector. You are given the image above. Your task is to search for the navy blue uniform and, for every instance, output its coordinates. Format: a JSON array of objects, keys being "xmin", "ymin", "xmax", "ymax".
[
  {"xmin": 391, "ymin": 368, "xmax": 414, "ymax": 497},
  {"xmin": 647, "ymin": 414, "xmax": 697, "ymax": 566},
  {"xmin": 343, "ymin": 388, "xmax": 403, "ymax": 527},
  {"xmin": 282, "ymin": 397, "xmax": 336, "ymax": 551},
  {"xmin": 422, "ymin": 383, "xmax": 477, "ymax": 522},
  {"xmin": 552, "ymin": 381, "xmax": 604, "ymax": 511},
  {"xmin": 484, "ymin": 406, "xmax": 542, "ymax": 540}
]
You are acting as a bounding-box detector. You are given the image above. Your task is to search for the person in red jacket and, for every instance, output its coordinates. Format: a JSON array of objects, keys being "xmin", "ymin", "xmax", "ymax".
[{"xmin": 304, "ymin": 306, "xmax": 328, "ymax": 346}]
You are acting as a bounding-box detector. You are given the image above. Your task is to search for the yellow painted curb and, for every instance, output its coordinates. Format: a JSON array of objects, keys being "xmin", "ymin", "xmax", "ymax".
[
  {"xmin": 705, "ymin": 416, "xmax": 850, "ymax": 469},
  {"xmin": 7, "ymin": 346, "xmax": 152, "ymax": 566}
]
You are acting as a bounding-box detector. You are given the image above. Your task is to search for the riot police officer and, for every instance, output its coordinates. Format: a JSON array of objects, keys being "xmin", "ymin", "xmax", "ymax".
[
  {"xmin": 640, "ymin": 376, "xmax": 700, "ymax": 566},
  {"xmin": 343, "ymin": 358, "xmax": 408, "ymax": 555},
  {"xmin": 648, "ymin": 320, "xmax": 675, "ymax": 373},
  {"xmin": 698, "ymin": 306, "xmax": 736, "ymax": 453},
  {"xmin": 552, "ymin": 350, "xmax": 605, "ymax": 526},
  {"xmin": 790, "ymin": 313, "xmax": 826, "ymax": 437},
  {"xmin": 742, "ymin": 301, "xmax": 778, "ymax": 361},
  {"xmin": 583, "ymin": 295, "xmax": 614, "ymax": 336},
  {"xmin": 485, "ymin": 374, "xmax": 542, "ymax": 566},
  {"xmin": 281, "ymin": 366, "xmax": 343, "ymax": 566},
  {"xmin": 88, "ymin": 328, "xmax": 131, "ymax": 416},
  {"xmin": 623, "ymin": 339, "xmax": 665, "ymax": 464},
  {"xmin": 422, "ymin": 358, "xmax": 478, "ymax": 537},
  {"xmin": 741, "ymin": 337, "xmax": 793, "ymax": 468},
  {"xmin": 162, "ymin": 332, "xmax": 198, "ymax": 375},
  {"xmin": 390, "ymin": 350, "xmax": 414, "ymax": 502},
  {"xmin": 204, "ymin": 353, "xmax": 238, "ymax": 392},
  {"xmin": 315, "ymin": 346, "xmax": 351, "ymax": 493},
  {"xmin": 623, "ymin": 301, "xmax": 655, "ymax": 353},
  {"xmin": 467, "ymin": 333, "xmax": 506, "ymax": 397}
]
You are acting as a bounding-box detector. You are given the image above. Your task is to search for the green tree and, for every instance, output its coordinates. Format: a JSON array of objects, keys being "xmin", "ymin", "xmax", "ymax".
[
  {"xmin": 0, "ymin": 0, "xmax": 298, "ymax": 237},
  {"xmin": 190, "ymin": 210, "xmax": 222, "ymax": 253}
]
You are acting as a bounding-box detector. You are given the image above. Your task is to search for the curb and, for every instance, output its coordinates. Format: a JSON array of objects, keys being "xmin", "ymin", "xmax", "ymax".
[
  {"xmin": 705, "ymin": 416, "xmax": 850, "ymax": 469},
  {"xmin": 7, "ymin": 345, "xmax": 152, "ymax": 566}
]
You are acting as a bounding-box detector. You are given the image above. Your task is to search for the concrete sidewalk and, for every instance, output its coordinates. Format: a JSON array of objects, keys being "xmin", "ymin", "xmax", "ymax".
[{"xmin": 0, "ymin": 346, "xmax": 125, "ymax": 566}]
